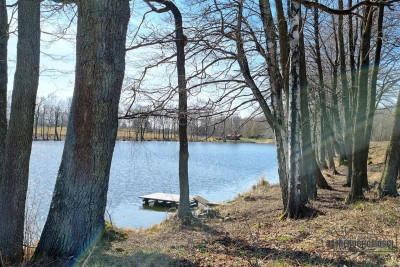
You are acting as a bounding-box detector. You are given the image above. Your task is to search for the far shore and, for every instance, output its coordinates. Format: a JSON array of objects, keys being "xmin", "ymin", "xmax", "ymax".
[{"xmin": 32, "ymin": 134, "xmax": 275, "ymax": 144}]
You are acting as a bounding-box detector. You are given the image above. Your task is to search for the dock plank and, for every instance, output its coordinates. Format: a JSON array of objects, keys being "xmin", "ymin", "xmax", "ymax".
[
  {"xmin": 139, "ymin": 193, "xmax": 195, "ymax": 203},
  {"xmin": 193, "ymin": 196, "xmax": 227, "ymax": 207},
  {"xmin": 193, "ymin": 196, "xmax": 210, "ymax": 205}
]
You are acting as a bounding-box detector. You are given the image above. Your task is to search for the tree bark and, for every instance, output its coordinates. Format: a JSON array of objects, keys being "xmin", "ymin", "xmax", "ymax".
[
  {"xmin": 0, "ymin": 0, "xmax": 8, "ymax": 185},
  {"xmin": 378, "ymin": 88, "xmax": 400, "ymax": 197},
  {"xmin": 363, "ymin": 5, "xmax": 384, "ymax": 183},
  {"xmin": 145, "ymin": 0, "xmax": 191, "ymax": 218},
  {"xmin": 0, "ymin": 0, "xmax": 40, "ymax": 264},
  {"xmin": 54, "ymin": 109, "xmax": 60, "ymax": 141},
  {"xmin": 348, "ymin": 0, "xmax": 358, "ymax": 105},
  {"xmin": 299, "ymin": 9, "xmax": 318, "ymax": 201},
  {"xmin": 274, "ymin": 0, "xmax": 289, "ymax": 101},
  {"xmin": 257, "ymin": 0, "xmax": 289, "ymax": 209},
  {"xmin": 347, "ymin": 6, "xmax": 374, "ymax": 203},
  {"xmin": 330, "ymin": 20, "xmax": 346, "ymax": 165},
  {"xmin": 338, "ymin": 0, "xmax": 353, "ymax": 186},
  {"xmin": 33, "ymin": 0, "xmax": 129, "ymax": 261},
  {"xmin": 161, "ymin": 0, "xmax": 191, "ymax": 218},
  {"xmin": 285, "ymin": 1, "xmax": 303, "ymax": 218}
]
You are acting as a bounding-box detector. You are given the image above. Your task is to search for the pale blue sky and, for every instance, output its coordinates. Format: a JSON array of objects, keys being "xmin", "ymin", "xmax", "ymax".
[
  {"xmin": 5, "ymin": 1, "xmax": 262, "ymax": 118},
  {"xmin": 7, "ymin": 5, "xmax": 76, "ymax": 100}
]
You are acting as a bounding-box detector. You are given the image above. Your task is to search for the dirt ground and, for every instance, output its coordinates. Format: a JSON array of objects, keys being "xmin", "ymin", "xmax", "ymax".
[{"xmin": 82, "ymin": 142, "xmax": 399, "ymax": 267}]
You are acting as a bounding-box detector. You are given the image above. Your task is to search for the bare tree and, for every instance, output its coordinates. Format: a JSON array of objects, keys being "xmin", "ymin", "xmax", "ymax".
[
  {"xmin": 0, "ymin": 0, "xmax": 41, "ymax": 264},
  {"xmin": 144, "ymin": 0, "xmax": 191, "ymax": 218}
]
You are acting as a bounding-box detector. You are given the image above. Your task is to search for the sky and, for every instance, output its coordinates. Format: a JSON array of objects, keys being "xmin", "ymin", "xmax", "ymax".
[
  {"xmin": 7, "ymin": 4, "xmax": 77, "ymax": 100},
  {"xmin": 4, "ymin": 0, "xmax": 264, "ymax": 118},
  {"xmin": 6, "ymin": 1, "xmax": 193, "ymax": 100}
]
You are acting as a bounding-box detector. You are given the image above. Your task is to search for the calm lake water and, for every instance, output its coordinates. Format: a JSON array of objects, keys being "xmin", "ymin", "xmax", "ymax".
[{"xmin": 27, "ymin": 141, "xmax": 278, "ymax": 231}]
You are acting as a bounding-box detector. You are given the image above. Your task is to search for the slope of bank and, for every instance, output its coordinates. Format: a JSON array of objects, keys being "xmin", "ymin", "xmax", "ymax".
[{"xmin": 72, "ymin": 142, "xmax": 400, "ymax": 266}]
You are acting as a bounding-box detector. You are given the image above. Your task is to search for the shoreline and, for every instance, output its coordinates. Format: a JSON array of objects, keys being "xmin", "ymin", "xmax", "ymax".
[
  {"xmin": 32, "ymin": 137, "xmax": 276, "ymax": 144},
  {"xmin": 76, "ymin": 141, "xmax": 400, "ymax": 267}
]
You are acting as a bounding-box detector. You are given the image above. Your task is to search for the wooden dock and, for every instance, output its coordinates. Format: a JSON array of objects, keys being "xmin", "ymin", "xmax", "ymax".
[
  {"xmin": 139, "ymin": 193, "xmax": 227, "ymax": 207},
  {"xmin": 139, "ymin": 193, "xmax": 197, "ymax": 206}
]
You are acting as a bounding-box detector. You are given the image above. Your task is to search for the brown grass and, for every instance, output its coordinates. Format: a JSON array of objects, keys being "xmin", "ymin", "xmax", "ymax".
[
  {"xmin": 32, "ymin": 127, "xmax": 275, "ymax": 144},
  {"xmin": 76, "ymin": 142, "xmax": 400, "ymax": 266}
]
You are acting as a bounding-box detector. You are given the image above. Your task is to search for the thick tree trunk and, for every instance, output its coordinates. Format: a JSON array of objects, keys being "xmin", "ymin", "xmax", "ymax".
[
  {"xmin": 285, "ymin": 1, "xmax": 303, "ymax": 218},
  {"xmin": 258, "ymin": 0, "xmax": 290, "ymax": 209},
  {"xmin": 299, "ymin": 11, "xmax": 318, "ymax": 201},
  {"xmin": 378, "ymin": 88, "xmax": 400, "ymax": 197},
  {"xmin": 0, "ymin": 1, "xmax": 40, "ymax": 265},
  {"xmin": 33, "ymin": 0, "xmax": 129, "ymax": 261},
  {"xmin": 338, "ymin": 0, "xmax": 353, "ymax": 186},
  {"xmin": 348, "ymin": 7, "xmax": 374, "ymax": 203},
  {"xmin": 316, "ymin": 165, "xmax": 332, "ymax": 189},
  {"xmin": 363, "ymin": 5, "xmax": 384, "ymax": 184},
  {"xmin": 0, "ymin": 0, "xmax": 8, "ymax": 184}
]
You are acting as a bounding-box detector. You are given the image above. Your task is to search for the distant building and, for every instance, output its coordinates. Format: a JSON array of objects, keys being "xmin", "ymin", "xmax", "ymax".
[{"xmin": 226, "ymin": 134, "xmax": 243, "ymax": 140}]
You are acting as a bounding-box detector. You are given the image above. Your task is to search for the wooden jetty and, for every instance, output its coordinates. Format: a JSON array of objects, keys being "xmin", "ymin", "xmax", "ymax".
[
  {"xmin": 139, "ymin": 193, "xmax": 197, "ymax": 206},
  {"xmin": 139, "ymin": 193, "xmax": 227, "ymax": 207}
]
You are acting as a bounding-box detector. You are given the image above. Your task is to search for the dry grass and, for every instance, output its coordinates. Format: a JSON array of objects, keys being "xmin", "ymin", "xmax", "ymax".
[
  {"xmin": 32, "ymin": 127, "xmax": 275, "ymax": 143},
  {"xmin": 67, "ymin": 142, "xmax": 400, "ymax": 266}
]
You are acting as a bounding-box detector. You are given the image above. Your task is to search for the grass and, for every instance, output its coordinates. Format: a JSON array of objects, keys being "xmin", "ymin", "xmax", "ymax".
[{"xmin": 276, "ymin": 235, "xmax": 292, "ymax": 243}]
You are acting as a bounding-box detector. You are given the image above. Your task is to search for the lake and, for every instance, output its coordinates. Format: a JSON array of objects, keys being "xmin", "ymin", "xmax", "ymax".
[{"xmin": 27, "ymin": 141, "xmax": 278, "ymax": 232}]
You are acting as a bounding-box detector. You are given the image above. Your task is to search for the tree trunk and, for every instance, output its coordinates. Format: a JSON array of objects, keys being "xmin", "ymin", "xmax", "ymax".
[
  {"xmin": 168, "ymin": 1, "xmax": 191, "ymax": 218},
  {"xmin": 41, "ymin": 107, "xmax": 45, "ymax": 140},
  {"xmin": 33, "ymin": 0, "xmax": 129, "ymax": 262},
  {"xmin": 348, "ymin": 0, "xmax": 358, "ymax": 104},
  {"xmin": 34, "ymin": 111, "xmax": 39, "ymax": 140},
  {"xmin": 299, "ymin": 10, "xmax": 317, "ymax": 201},
  {"xmin": 363, "ymin": 5, "xmax": 384, "ymax": 183},
  {"xmin": 274, "ymin": 0, "xmax": 289, "ymax": 100},
  {"xmin": 338, "ymin": 0, "xmax": 353, "ymax": 186},
  {"xmin": 378, "ymin": 89, "xmax": 400, "ymax": 197},
  {"xmin": 54, "ymin": 111, "xmax": 59, "ymax": 141},
  {"xmin": 275, "ymin": 130, "xmax": 288, "ymax": 209},
  {"xmin": 0, "ymin": 0, "xmax": 8, "ymax": 185},
  {"xmin": 347, "ymin": 7, "xmax": 374, "ymax": 203},
  {"xmin": 285, "ymin": 1, "xmax": 303, "ymax": 218},
  {"xmin": 60, "ymin": 113, "xmax": 64, "ymax": 140},
  {"xmin": 257, "ymin": 0, "xmax": 289, "ymax": 210},
  {"xmin": 144, "ymin": 0, "xmax": 191, "ymax": 218},
  {"xmin": 0, "ymin": 1, "xmax": 40, "ymax": 264},
  {"xmin": 330, "ymin": 21, "xmax": 346, "ymax": 165}
]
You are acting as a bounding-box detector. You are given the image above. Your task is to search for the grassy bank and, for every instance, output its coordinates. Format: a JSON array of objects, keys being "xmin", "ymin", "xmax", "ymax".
[{"xmin": 78, "ymin": 141, "xmax": 399, "ymax": 266}]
